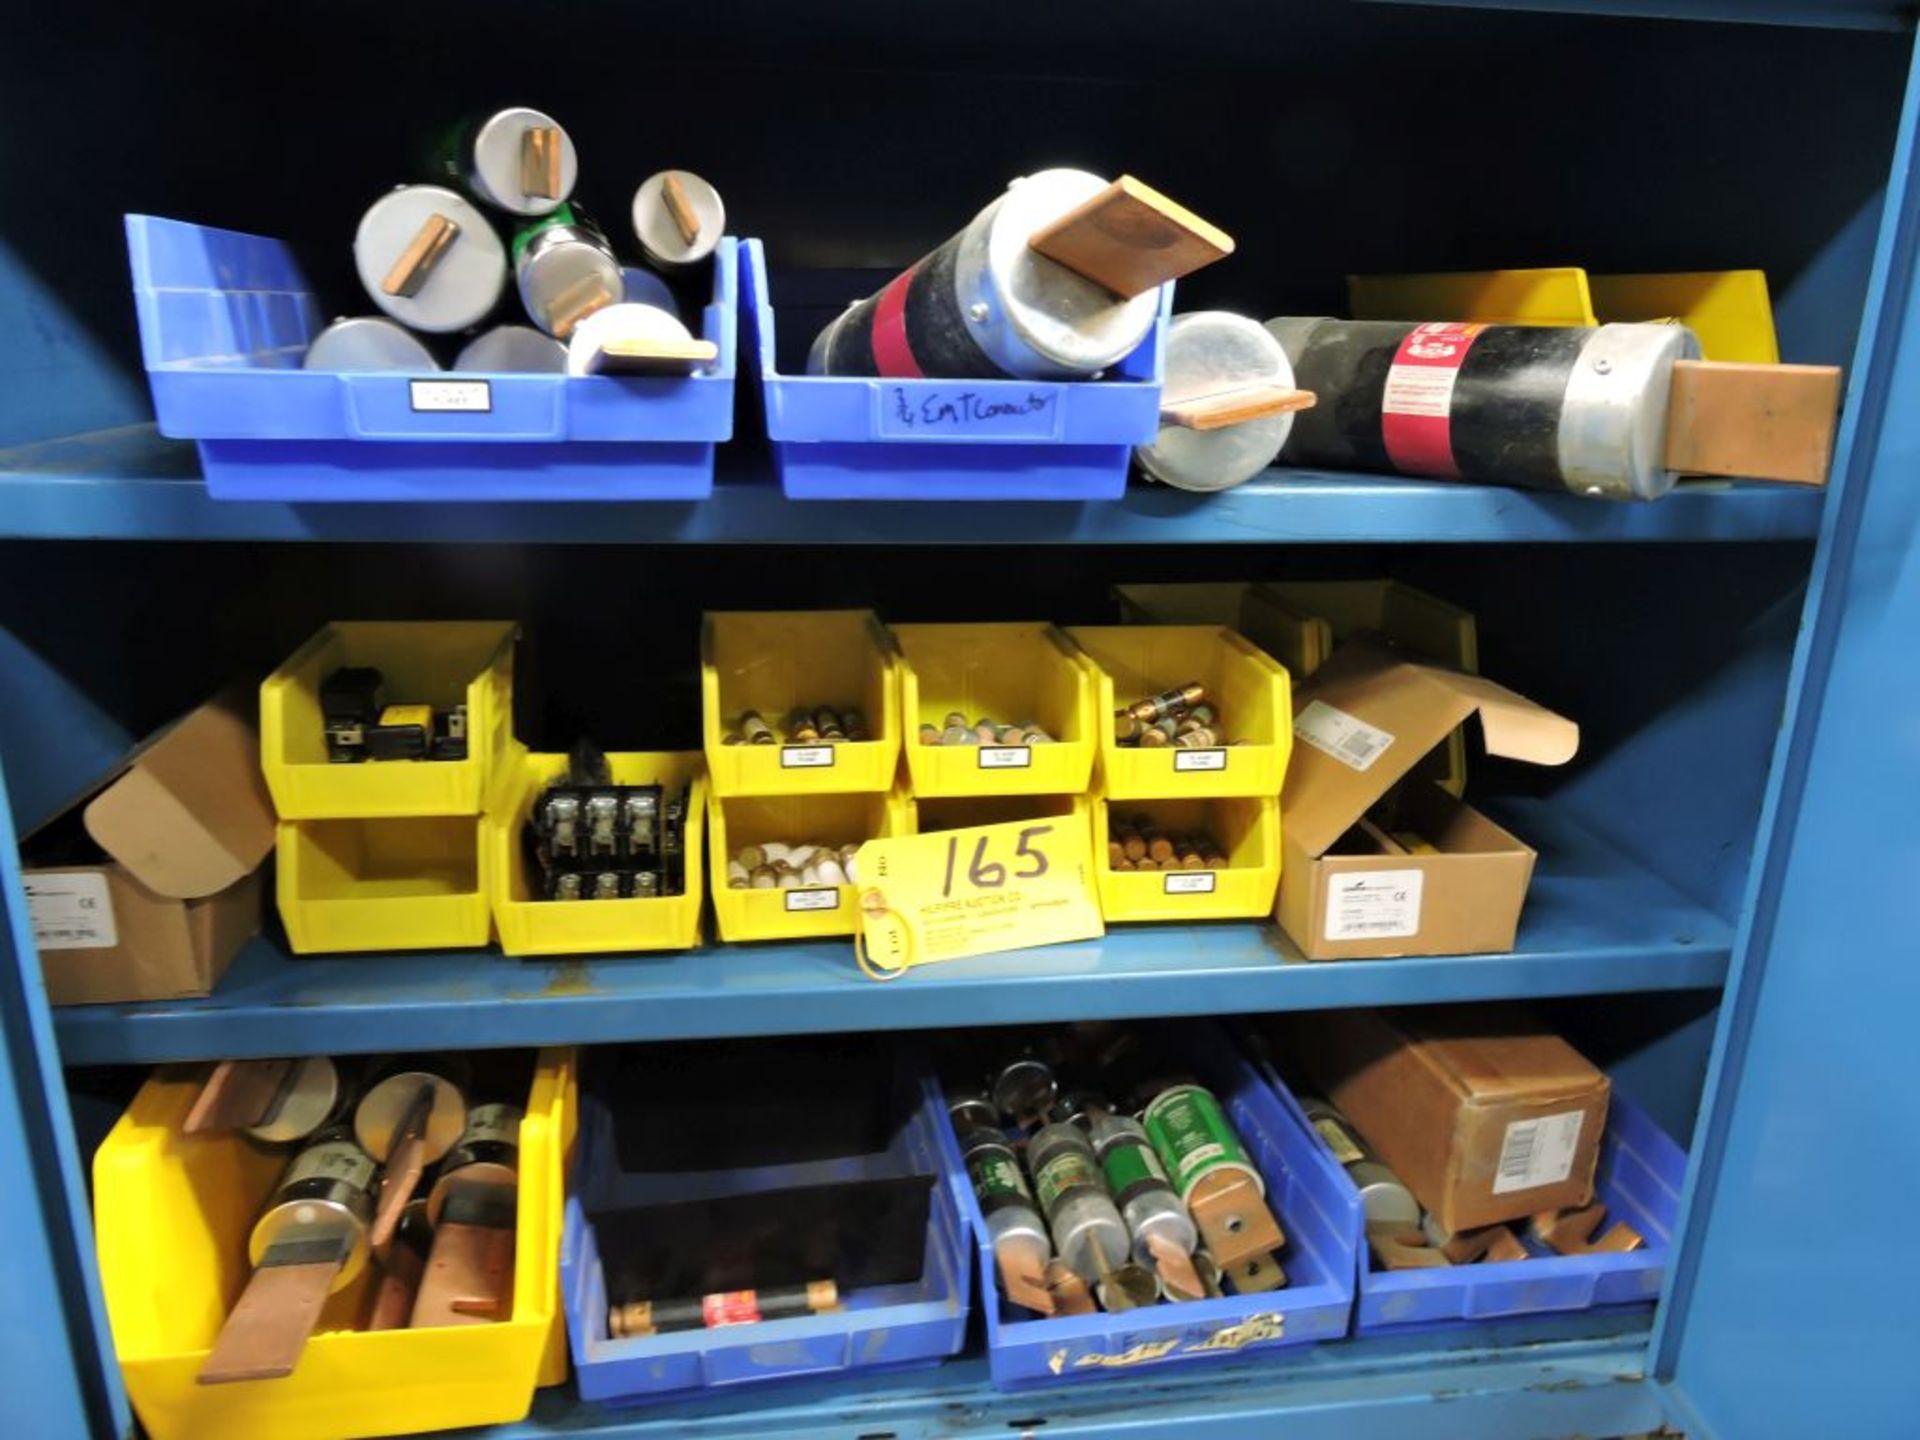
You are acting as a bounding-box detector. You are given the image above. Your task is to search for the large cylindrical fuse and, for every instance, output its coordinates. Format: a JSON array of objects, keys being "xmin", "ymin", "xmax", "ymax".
[
  {"xmin": 609, "ymin": 1280, "xmax": 839, "ymax": 1338},
  {"xmin": 1142, "ymin": 1082, "xmax": 1284, "ymax": 1268},
  {"xmin": 304, "ymin": 317, "xmax": 441, "ymax": 373},
  {"xmin": 1297, "ymin": 1094, "xmax": 1420, "ymax": 1232},
  {"xmin": 354, "ymin": 185, "xmax": 507, "ymax": 334},
  {"xmin": 246, "ymin": 1055, "xmax": 353, "ymax": 1146},
  {"xmin": 353, "ymin": 1055, "xmax": 471, "ymax": 1166},
  {"xmin": 1026, "ymin": 1120, "xmax": 1131, "ymax": 1285},
  {"xmin": 1265, "ymin": 317, "xmax": 1701, "ymax": 501},
  {"xmin": 990, "ymin": 1052, "xmax": 1058, "ymax": 1126},
  {"xmin": 513, "ymin": 205, "xmax": 624, "ymax": 338},
  {"xmin": 960, "ymin": 1129, "xmax": 1054, "ymax": 1309},
  {"xmin": 1137, "ymin": 313, "xmax": 1304, "ymax": 493},
  {"xmin": 426, "ymin": 1100, "xmax": 522, "ymax": 1225},
  {"xmin": 453, "ymin": 324, "xmax": 568, "ymax": 373},
  {"xmin": 631, "ymin": 170, "xmax": 726, "ymax": 270},
  {"xmin": 249, "ymin": 1124, "xmax": 380, "ymax": 1291},
  {"xmin": 429, "ymin": 107, "xmax": 578, "ymax": 217},
  {"xmin": 808, "ymin": 169, "xmax": 1162, "ymax": 381},
  {"xmin": 1089, "ymin": 1112, "xmax": 1198, "ymax": 1269}
]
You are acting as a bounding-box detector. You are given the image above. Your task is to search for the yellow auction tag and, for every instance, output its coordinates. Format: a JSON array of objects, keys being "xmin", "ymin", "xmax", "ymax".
[{"xmin": 853, "ymin": 817, "xmax": 1105, "ymax": 977}]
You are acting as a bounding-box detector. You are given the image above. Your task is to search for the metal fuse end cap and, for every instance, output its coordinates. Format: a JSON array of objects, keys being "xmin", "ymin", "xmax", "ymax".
[
  {"xmin": 354, "ymin": 185, "xmax": 506, "ymax": 334},
  {"xmin": 470, "ymin": 106, "xmax": 578, "ymax": 217},
  {"xmin": 632, "ymin": 170, "xmax": 726, "ymax": 270},
  {"xmin": 303, "ymin": 317, "xmax": 440, "ymax": 374},
  {"xmin": 1138, "ymin": 311, "xmax": 1298, "ymax": 493}
]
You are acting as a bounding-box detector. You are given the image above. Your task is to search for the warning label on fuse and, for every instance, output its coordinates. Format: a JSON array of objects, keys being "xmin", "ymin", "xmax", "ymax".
[{"xmin": 1380, "ymin": 322, "xmax": 1484, "ymax": 480}]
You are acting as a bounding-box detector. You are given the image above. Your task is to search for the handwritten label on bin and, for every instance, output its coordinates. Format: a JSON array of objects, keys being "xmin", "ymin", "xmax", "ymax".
[
  {"xmin": 854, "ymin": 818, "xmax": 1103, "ymax": 974},
  {"xmin": 876, "ymin": 385, "xmax": 1062, "ymax": 440}
]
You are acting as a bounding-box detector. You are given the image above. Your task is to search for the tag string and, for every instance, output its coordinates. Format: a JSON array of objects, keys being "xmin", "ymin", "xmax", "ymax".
[{"xmin": 853, "ymin": 887, "xmax": 911, "ymax": 982}]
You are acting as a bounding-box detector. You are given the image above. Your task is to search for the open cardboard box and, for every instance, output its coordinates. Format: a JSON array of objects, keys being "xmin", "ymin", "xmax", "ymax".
[
  {"xmin": 1277, "ymin": 642, "xmax": 1578, "ymax": 960},
  {"xmin": 20, "ymin": 693, "xmax": 274, "ymax": 1004}
]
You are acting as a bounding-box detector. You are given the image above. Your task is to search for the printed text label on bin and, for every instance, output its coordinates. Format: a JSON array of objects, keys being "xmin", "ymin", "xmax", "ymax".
[
  {"xmin": 786, "ymin": 888, "xmax": 841, "ymax": 913},
  {"xmin": 876, "ymin": 385, "xmax": 1063, "ymax": 440},
  {"xmin": 781, "ymin": 746, "xmax": 835, "ymax": 769},
  {"xmin": 1164, "ymin": 871, "xmax": 1217, "ymax": 895},
  {"xmin": 409, "ymin": 379, "xmax": 492, "ymax": 413},
  {"xmin": 1174, "ymin": 748, "xmax": 1227, "ymax": 773},
  {"xmin": 855, "ymin": 817, "xmax": 1103, "ymax": 972},
  {"xmin": 978, "ymin": 746, "xmax": 1032, "ymax": 770}
]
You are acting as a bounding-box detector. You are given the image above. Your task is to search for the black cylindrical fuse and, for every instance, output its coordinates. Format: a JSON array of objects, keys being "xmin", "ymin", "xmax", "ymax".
[
  {"xmin": 809, "ymin": 169, "xmax": 1163, "ymax": 381},
  {"xmin": 249, "ymin": 1123, "xmax": 379, "ymax": 1290},
  {"xmin": 426, "ymin": 1100, "xmax": 522, "ymax": 1224},
  {"xmin": 1265, "ymin": 317, "xmax": 1701, "ymax": 501}
]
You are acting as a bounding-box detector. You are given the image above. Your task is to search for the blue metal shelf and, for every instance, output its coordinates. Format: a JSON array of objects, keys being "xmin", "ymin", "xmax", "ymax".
[
  {"xmin": 52, "ymin": 801, "xmax": 1729, "ymax": 1065},
  {"xmin": 0, "ymin": 425, "xmax": 1824, "ymax": 546},
  {"xmin": 477, "ymin": 1314, "xmax": 1660, "ymax": 1440},
  {"xmin": 1369, "ymin": 0, "xmax": 1906, "ymax": 30}
]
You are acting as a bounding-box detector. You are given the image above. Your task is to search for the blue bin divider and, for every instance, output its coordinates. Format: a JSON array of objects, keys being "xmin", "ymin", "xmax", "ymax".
[
  {"xmin": 744, "ymin": 238, "xmax": 1170, "ymax": 501},
  {"xmin": 558, "ymin": 1060, "xmax": 969, "ymax": 1405},
  {"xmin": 1239, "ymin": 1029, "xmax": 1686, "ymax": 1334},
  {"xmin": 124, "ymin": 214, "xmax": 737, "ymax": 501},
  {"xmin": 934, "ymin": 1019, "xmax": 1356, "ymax": 1390}
]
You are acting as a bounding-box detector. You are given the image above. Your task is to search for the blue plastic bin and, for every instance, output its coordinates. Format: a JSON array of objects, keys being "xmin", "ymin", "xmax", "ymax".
[
  {"xmin": 1247, "ymin": 1042, "xmax": 1685, "ymax": 1334},
  {"xmin": 558, "ymin": 1064, "xmax": 970, "ymax": 1405},
  {"xmin": 124, "ymin": 215, "xmax": 737, "ymax": 501},
  {"xmin": 744, "ymin": 239, "xmax": 1169, "ymax": 500},
  {"xmin": 934, "ymin": 1020, "xmax": 1355, "ymax": 1390}
]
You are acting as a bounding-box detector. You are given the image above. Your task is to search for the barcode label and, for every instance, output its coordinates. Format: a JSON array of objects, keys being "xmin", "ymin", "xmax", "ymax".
[
  {"xmin": 24, "ymin": 872, "xmax": 118, "ymax": 951},
  {"xmin": 780, "ymin": 746, "xmax": 835, "ymax": 769},
  {"xmin": 1324, "ymin": 869, "xmax": 1422, "ymax": 941},
  {"xmin": 785, "ymin": 887, "xmax": 841, "ymax": 912},
  {"xmin": 1294, "ymin": 701, "xmax": 1395, "ymax": 772},
  {"xmin": 1492, "ymin": 1112, "xmax": 1585, "ymax": 1195}
]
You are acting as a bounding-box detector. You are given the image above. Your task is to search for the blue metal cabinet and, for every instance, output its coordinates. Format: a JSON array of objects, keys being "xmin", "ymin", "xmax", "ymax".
[{"xmin": 0, "ymin": 2, "xmax": 1918, "ymax": 1437}]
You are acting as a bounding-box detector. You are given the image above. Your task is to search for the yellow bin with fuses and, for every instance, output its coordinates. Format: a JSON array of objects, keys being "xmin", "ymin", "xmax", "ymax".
[
  {"xmin": 1068, "ymin": 625, "xmax": 1291, "ymax": 801},
  {"xmin": 895, "ymin": 622, "xmax": 1097, "ymax": 799},
  {"xmin": 1092, "ymin": 792, "xmax": 1281, "ymax": 922},
  {"xmin": 93, "ymin": 1049, "xmax": 575, "ymax": 1440},
  {"xmin": 708, "ymin": 787, "xmax": 915, "ymax": 941},
  {"xmin": 701, "ymin": 611, "xmax": 902, "ymax": 797}
]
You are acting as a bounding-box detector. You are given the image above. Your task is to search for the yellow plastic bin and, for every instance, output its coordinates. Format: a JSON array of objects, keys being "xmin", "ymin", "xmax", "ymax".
[
  {"xmin": 1249, "ymin": 580, "xmax": 1478, "ymax": 796},
  {"xmin": 708, "ymin": 788, "xmax": 913, "ymax": 942},
  {"xmin": 93, "ymin": 1048, "xmax": 575, "ymax": 1440},
  {"xmin": 895, "ymin": 622, "xmax": 1096, "ymax": 799},
  {"xmin": 1590, "ymin": 269, "xmax": 1780, "ymax": 363},
  {"xmin": 913, "ymin": 792, "xmax": 1089, "ymax": 836},
  {"xmin": 1347, "ymin": 267, "xmax": 1598, "ymax": 327},
  {"xmin": 261, "ymin": 621, "xmax": 517, "ymax": 820},
  {"xmin": 1068, "ymin": 626, "xmax": 1292, "ymax": 800},
  {"xmin": 1093, "ymin": 793, "xmax": 1280, "ymax": 922},
  {"xmin": 702, "ymin": 611, "xmax": 901, "ymax": 797},
  {"xmin": 486, "ymin": 749, "xmax": 706, "ymax": 956},
  {"xmin": 277, "ymin": 815, "xmax": 489, "ymax": 953}
]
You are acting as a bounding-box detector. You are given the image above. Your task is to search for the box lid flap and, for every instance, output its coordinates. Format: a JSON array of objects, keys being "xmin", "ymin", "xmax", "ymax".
[
  {"xmin": 1392, "ymin": 1005, "xmax": 1609, "ymax": 1103},
  {"xmin": 1283, "ymin": 641, "xmax": 1578, "ymax": 858},
  {"xmin": 78, "ymin": 694, "xmax": 275, "ymax": 899}
]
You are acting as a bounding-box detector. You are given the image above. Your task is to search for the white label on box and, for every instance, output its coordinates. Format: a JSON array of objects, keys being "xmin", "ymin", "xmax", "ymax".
[
  {"xmin": 409, "ymin": 379, "xmax": 492, "ymax": 413},
  {"xmin": 1173, "ymin": 748, "xmax": 1227, "ymax": 773},
  {"xmin": 1295, "ymin": 701, "xmax": 1395, "ymax": 772},
  {"xmin": 785, "ymin": 887, "xmax": 841, "ymax": 912},
  {"xmin": 780, "ymin": 745, "xmax": 835, "ymax": 769},
  {"xmin": 1163, "ymin": 871, "xmax": 1217, "ymax": 895},
  {"xmin": 24, "ymin": 872, "xmax": 118, "ymax": 951},
  {"xmin": 978, "ymin": 746, "xmax": 1032, "ymax": 770},
  {"xmin": 1324, "ymin": 869, "xmax": 1423, "ymax": 941},
  {"xmin": 1492, "ymin": 1111, "xmax": 1586, "ymax": 1195}
]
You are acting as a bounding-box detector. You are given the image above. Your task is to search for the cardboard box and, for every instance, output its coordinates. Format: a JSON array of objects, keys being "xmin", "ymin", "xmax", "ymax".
[
  {"xmin": 1273, "ymin": 1005, "xmax": 1610, "ymax": 1234},
  {"xmin": 1277, "ymin": 641, "xmax": 1578, "ymax": 960},
  {"xmin": 20, "ymin": 694, "xmax": 275, "ymax": 1005}
]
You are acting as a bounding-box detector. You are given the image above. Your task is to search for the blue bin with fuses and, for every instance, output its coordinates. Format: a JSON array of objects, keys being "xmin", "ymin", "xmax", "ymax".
[
  {"xmin": 559, "ymin": 1054, "xmax": 969, "ymax": 1405},
  {"xmin": 934, "ymin": 1020, "xmax": 1355, "ymax": 1390},
  {"xmin": 744, "ymin": 239, "xmax": 1168, "ymax": 500},
  {"xmin": 124, "ymin": 214, "xmax": 737, "ymax": 501}
]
